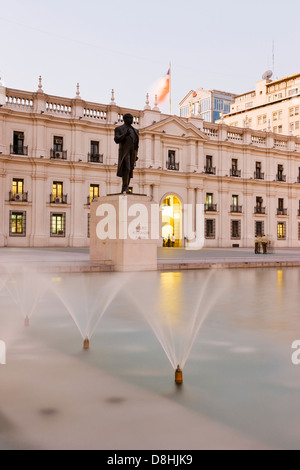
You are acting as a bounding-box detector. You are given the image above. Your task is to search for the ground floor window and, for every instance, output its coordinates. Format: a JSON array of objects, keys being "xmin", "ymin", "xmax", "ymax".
[
  {"xmin": 50, "ymin": 213, "xmax": 66, "ymax": 237},
  {"xmin": 231, "ymin": 220, "xmax": 241, "ymax": 239},
  {"xmin": 9, "ymin": 211, "xmax": 26, "ymax": 236},
  {"xmin": 277, "ymin": 222, "xmax": 286, "ymax": 240},
  {"xmin": 205, "ymin": 219, "xmax": 216, "ymax": 239},
  {"xmin": 255, "ymin": 221, "xmax": 264, "ymax": 236}
]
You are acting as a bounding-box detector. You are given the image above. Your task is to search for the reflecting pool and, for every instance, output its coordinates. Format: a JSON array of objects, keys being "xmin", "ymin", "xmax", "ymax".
[{"xmin": 0, "ymin": 267, "xmax": 300, "ymax": 449}]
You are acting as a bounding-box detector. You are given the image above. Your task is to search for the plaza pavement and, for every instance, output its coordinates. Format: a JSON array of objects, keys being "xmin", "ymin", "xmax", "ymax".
[{"xmin": 0, "ymin": 246, "xmax": 299, "ymax": 273}]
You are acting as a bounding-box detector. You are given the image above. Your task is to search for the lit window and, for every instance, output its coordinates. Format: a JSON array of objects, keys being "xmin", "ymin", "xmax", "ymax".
[
  {"xmin": 90, "ymin": 184, "xmax": 99, "ymax": 203},
  {"xmin": 51, "ymin": 213, "xmax": 66, "ymax": 237},
  {"xmin": 277, "ymin": 222, "xmax": 286, "ymax": 239},
  {"xmin": 10, "ymin": 211, "xmax": 26, "ymax": 236}
]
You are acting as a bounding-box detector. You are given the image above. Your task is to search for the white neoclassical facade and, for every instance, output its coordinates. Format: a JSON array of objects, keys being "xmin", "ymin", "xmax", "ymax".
[{"xmin": 1, "ymin": 78, "xmax": 300, "ymax": 249}]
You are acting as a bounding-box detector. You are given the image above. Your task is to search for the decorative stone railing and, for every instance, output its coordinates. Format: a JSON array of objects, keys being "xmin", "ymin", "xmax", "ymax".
[
  {"xmin": 46, "ymin": 101, "xmax": 72, "ymax": 115},
  {"xmin": 274, "ymin": 139, "xmax": 288, "ymax": 149},
  {"xmin": 203, "ymin": 127, "xmax": 218, "ymax": 138},
  {"xmin": 83, "ymin": 106, "xmax": 107, "ymax": 120},
  {"xmin": 251, "ymin": 135, "xmax": 266, "ymax": 145},
  {"xmin": 6, "ymin": 92, "xmax": 33, "ymax": 109},
  {"xmin": 227, "ymin": 131, "xmax": 243, "ymax": 141}
]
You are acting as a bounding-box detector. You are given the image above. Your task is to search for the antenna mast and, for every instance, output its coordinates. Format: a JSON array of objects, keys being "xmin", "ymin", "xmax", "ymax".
[{"xmin": 272, "ymin": 40, "xmax": 275, "ymax": 77}]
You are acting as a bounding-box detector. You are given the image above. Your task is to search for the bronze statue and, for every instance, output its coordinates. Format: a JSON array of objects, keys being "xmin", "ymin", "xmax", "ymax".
[{"xmin": 114, "ymin": 113, "xmax": 139, "ymax": 193}]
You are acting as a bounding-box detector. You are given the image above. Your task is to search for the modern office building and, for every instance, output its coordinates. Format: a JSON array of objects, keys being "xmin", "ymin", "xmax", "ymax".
[
  {"xmin": 1, "ymin": 78, "xmax": 300, "ymax": 249},
  {"xmin": 221, "ymin": 72, "xmax": 300, "ymax": 137},
  {"xmin": 179, "ymin": 88, "xmax": 236, "ymax": 122}
]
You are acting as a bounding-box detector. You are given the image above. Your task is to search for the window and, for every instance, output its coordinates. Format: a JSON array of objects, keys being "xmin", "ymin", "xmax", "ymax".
[
  {"xmin": 12, "ymin": 179, "xmax": 24, "ymax": 196},
  {"xmin": 50, "ymin": 213, "xmax": 66, "ymax": 237},
  {"xmin": 12, "ymin": 131, "xmax": 27, "ymax": 155},
  {"xmin": 53, "ymin": 136, "xmax": 63, "ymax": 152},
  {"xmin": 278, "ymin": 198, "xmax": 284, "ymax": 210},
  {"xmin": 273, "ymin": 126, "xmax": 278, "ymax": 133},
  {"xmin": 296, "ymin": 121, "xmax": 299, "ymax": 130},
  {"xmin": 278, "ymin": 111, "xmax": 283, "ymax": 120},
  {"xmin": 231, "ymin": 220, "xmax": 241, "ymax": 239},
  {"xmin": 167, "ymin": 150, "xmax": 179, "ymax": 170},
  {"xmin": 277, "ymin": 222, "xmax": 286, "ymax": 239},
  {"xmin": 232, "ymin": 195, "xmax": 239, "ymax": 207},
  {"xmin": 90, "ymin": 141, "xmax": 99, "ymax": 157},
  {"xmin": 257, "ymin": 116, "xmax": 262, "ymax": 125},
  {"xmin": 232, "ymin": 159, "xmax": 238, "ymax": 170},
  {"xmin": 52, "ymin": 182, "xmax": 63, "ymax": 203},
  {"xmin": 206, "ymin": 155, "xmax": 213, "ymax": 168},
  {"xmin": 205, "ymin": 193, "xmax": 215, "ymax": 211},
  {"xmin": 295, "ymin": 106, "xmax": 299, "ymax": 115},
  {"xmin": 290, "ymin": 123, "xmax": 294, "ymax": 131},
  {"xmin": 289, "ymin": 107, "xmax": 295, "ymax": 117},
  {"xmin": 10, "ymin": 211, "xmax": 26, "ymax": 236},
  {"xmin": 90, "ymin": 184, "xmax": 99, "ymax": 203},
  {"xmin": 278, "ymin": 125, "xmax": 283, "ymax": 133},
  {"xmin": 205, "ymin": 219, "xmax": 215, "ymax": 239},
  {"xmin": 263, "ymin": 114, "xmax": 267, "ymax": 124},
  {"xmin": 255, "ymin": 221, "xmax": 264, "ymax": 237},
  {"xmin": 273, "ymin": 112, "xmax": 278, "ymax": 121}
]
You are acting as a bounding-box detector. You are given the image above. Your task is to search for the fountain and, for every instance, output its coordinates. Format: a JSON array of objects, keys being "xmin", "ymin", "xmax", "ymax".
[
  {"xmin": 4, "ymin": 269, "xmax": 48, "ymax": 326},
  {"xmin": 127, "ymin": 270, "xmax": 222, "ymax": 383},
  {"xmin": 50, "ymin": 272, "xmax": 129, "ymax": 349}
]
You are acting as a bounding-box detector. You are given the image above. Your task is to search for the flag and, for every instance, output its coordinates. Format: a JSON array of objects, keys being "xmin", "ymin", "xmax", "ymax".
[{"xmin": 156, "ymin": 68, "xmax": 170, "ymax": 104}]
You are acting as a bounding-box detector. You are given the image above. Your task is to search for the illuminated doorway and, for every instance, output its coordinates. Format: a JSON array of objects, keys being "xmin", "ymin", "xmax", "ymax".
[{"xmin": 161, "ymin": 195, "xmax": 182, "ymax": 247}]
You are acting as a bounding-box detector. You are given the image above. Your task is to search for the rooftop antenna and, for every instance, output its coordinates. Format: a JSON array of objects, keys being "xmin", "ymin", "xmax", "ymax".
[{"xmin": 272, "ymin": 40, "xmax": 275, "ymax": 78}]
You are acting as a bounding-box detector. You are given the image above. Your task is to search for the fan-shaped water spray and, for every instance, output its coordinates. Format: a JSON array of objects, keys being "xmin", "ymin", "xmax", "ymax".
[
  {"xmin": 127, "ymin": 270, "xmax": 222, "ymax": 382},
  {"xmin": 5, "ymin": 269, "xmax": 48, "ymax": 326},
  {"xmin": 51, "ymin": 272, "xmax": 130, "ymax": 348}
]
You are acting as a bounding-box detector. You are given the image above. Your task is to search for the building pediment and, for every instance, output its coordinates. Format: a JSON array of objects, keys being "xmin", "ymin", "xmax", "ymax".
[{"xmin": 141, "ymin": 116, "xmax": 206, "ymax": 140}]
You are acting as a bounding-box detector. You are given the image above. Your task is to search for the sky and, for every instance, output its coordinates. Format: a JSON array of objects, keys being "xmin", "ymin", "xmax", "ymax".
[{"xmin": 0, "ymin": 0, "xmax": 300, "ymax": 114}]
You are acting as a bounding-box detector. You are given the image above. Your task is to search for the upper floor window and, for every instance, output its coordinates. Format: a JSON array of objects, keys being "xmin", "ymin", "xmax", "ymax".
[
  {"xmin": 11, "ymin": 132, "xmax": 28, "ymax": 156},
  {"xmin": 166, "ymin": 150, "xmax": 179, "ymax": 171}
]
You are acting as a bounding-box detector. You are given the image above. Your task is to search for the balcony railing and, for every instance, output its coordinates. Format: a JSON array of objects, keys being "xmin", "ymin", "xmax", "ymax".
[
  {"xmin": 276, "ymin": 174, "xmax": 286, "ymax": 182},
  {"xmin": 254, "ymin": 206, "xmax": 266, "ymax": 215},
  {"xmin": 277, "ymin": 208, "xmax": 287, "ymax": 216},
  {"xmin": 86, "ymin": 196, "xmax": 99, "ymax": 205},
  {"xmin": 230, "ymin": 168, "xmax": 241, "ymax": 177},
  {"xmin": 204, "ymin": 203, "xmax": 217, "ymax": 212},
  {"xmin": 9, "ymin": 191, "xmax": 28, "ymax": 202},
  {"xmin": 88, "ymin": 153, "xmax": 103, "ymax": 163},
  {"xmin": 166, "ymin": 161, "xmax": 179, "ymax": 171},
  {"xmin": 50, "ymin": 194, "xmax": 68, "ymax": 204},
  {"xmin": 254, "ymin": 171, "xmax": 265, "ymax": 180},
  {"xmin": 230, "ymin": 205, "xmax": 242, "ymax": 213},
  {"xmin": 50, "ymin": 149, "xmax": 67, "ymax": 160},
  {"xmin": 10, "ymin": 145, "xmax": 28, "ymax": 156},
  {"xmin": 204, "ymin": 166, "xmax": 216, "ymax": 175}
]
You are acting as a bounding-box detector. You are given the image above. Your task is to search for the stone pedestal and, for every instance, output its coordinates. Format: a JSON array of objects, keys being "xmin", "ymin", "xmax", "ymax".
[{"xmin": 90, "ymin": 194, "xmax": 158, "ymax": 272}]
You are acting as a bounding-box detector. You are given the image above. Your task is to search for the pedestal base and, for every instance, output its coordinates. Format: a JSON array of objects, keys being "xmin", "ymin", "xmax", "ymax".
[{"xmin": 90, "ymin": 194, "xmax": 158, "ymax": 272}]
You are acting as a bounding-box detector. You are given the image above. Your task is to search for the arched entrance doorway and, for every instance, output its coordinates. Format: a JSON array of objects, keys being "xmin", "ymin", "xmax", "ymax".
[{"xmin": 161, "ymin": 195, "xmax": 182, "ymax": 247}]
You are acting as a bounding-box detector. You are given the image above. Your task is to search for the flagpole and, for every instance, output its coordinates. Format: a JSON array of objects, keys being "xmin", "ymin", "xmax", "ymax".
[{"xmin": 169, "ymin": 61, "xmax": 172, "ymax": 115}]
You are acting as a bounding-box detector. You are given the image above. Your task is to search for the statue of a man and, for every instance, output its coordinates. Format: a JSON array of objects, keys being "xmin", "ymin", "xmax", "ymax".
[{"xmin": 114, "ymin": 113, "xmax": 139, "ymax": 193}]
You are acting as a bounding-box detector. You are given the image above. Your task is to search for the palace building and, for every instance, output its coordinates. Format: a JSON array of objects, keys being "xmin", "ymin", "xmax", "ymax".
[{"xmin": 1, "ymin": 77, "xmax": 300, "ymax": 249}]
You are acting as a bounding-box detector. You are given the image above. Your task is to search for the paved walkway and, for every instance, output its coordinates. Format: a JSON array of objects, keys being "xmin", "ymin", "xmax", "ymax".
[{"xmin": 0, "ymin": 246, "xmax": 299, "ymax": 272}]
